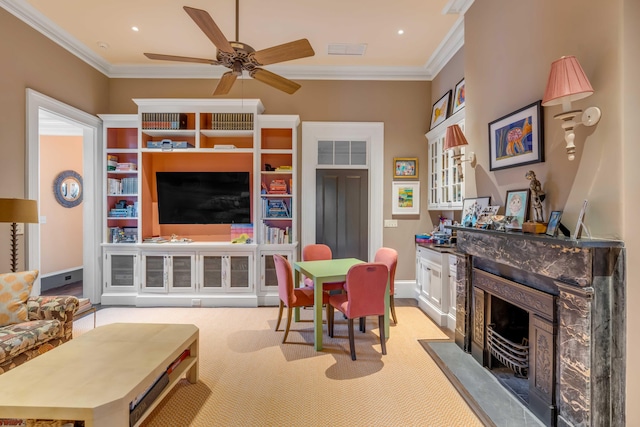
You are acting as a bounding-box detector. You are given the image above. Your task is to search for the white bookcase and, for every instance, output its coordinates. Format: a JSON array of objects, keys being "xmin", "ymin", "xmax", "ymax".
[{"xmin": 99, "ymin": 100, "xmax": 298, "ymax": 307}]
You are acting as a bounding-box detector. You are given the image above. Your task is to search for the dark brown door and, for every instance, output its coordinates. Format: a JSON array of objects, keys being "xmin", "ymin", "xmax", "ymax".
[{"xmin": 316, "ymin": 169, "xmax": 368, "ymax": 260}]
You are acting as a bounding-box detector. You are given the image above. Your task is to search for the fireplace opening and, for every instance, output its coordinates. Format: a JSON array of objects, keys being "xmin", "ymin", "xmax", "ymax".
[{"xmin": 488, "ymin": 295, "xmax": 530, "ymax": 404}]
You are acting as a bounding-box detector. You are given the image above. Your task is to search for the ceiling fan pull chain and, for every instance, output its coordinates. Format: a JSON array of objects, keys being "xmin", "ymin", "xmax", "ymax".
[{"xmin": 235, "ymin": 0, "xmax": 239, "ymax": 42}]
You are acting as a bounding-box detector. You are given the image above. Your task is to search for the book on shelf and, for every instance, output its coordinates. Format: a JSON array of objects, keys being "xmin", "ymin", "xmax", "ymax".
[
  {"xmin": 210, "ymin": 112, "xmax": 254, "ymax": 130},
  {"xmin": 262, "ymin": 198, "xmax": 290, "ymax": 218},
  {"xmin": 141, "ymin": 113, "xmax": 188, "ymax": 130},
  {"xmin": 166, "ymin": 349, "xmax": 191, "ymax": 375},
  {"xmin": 129, "ymin": 371, "xmax": 170, "ymax": 426},
  {"xmin": 262, "ymin": 224, "xmax": 291, "ymax": 244}
]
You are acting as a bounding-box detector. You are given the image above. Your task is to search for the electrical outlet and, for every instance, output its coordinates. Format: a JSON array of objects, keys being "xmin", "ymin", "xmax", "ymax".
[
  {"xmin": 16, "ymin": 223, "xmax": 24, "ymax": 235},
  {"xmin": 384, "ymin": 219, "xmax": 398, "ymax": 228}
]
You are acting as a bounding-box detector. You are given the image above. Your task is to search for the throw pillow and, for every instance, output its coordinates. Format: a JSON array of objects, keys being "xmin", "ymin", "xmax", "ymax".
[{"xmin": 0, "ymin": 270, "xmax": 39, "ymax": 327}]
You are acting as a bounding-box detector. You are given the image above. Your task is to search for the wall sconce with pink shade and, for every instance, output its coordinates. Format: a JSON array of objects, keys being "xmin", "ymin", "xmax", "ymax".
[
  {"xmin": 542, "ymin": 55, "xmax": 601, "ymax": 161},
  {"xmin": 444, "ymin": 124, "xmax": 476, "ymax": 180}
]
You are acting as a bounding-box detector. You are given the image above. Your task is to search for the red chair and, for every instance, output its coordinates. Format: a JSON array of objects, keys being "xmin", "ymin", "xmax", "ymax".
[
  {"xmin": 328, "ymin": 263, "xmax": 389, "ymax": 360},
  {"xmin": 301, "ymin": 244, "xmax": 345, "ymax": 292},
  {"xmin": 374, "ymin": 247, "xmax": 398, "ymax": 324},
  {"xmin": 273, "ymin": 254, "xmax": 331, "ymax": 343}
]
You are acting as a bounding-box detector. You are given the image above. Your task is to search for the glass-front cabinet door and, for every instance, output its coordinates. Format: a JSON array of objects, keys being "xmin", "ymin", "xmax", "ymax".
[
  {"xmin": 168, "ymin": 254, "xmax": 196, "ymax": 292},
  {"xmin": 141, "ymin": 254, "xmax": 167, "ymax": 292},
  {"xmin": 104, "ymin": 250, "xmax": 138, "ymax": 292},
  {"xmin": 227, "ymin": 253, "xmax": 253, "ymax": 292},
  {"xmin": 200, "ymin": 255, "xmax": 223, "ymax": 292},
  {"xmin": 199, "ymin": 252, "xmax": 253, "ymax": 293},
  {"xmin": 258, "ymin": 250, "xmax": 293, "ymax": 293}
]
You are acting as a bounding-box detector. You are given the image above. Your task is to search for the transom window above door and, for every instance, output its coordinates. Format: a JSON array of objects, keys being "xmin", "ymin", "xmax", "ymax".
[{"xmin": 317, "ymin": 140, "xmax": 367, "ymax": 166}]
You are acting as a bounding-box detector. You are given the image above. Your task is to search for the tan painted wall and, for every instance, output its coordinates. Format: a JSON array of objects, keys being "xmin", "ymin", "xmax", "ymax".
[
  {"xmin": 0, "ymin": 8, "xmax": 109, "ymax": 273},
  {"xmin": 39, "ymin": 136, "xmax": 83, "ymax": 275},
  {"xmin": 108, "ymin": 78, "xmax": 434, "ymax": 278}
]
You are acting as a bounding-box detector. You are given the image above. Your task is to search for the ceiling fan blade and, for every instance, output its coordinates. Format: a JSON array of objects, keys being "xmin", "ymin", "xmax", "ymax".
[
  {"xmin": 183, "ymin": 6, "xmax": 234, "ymax": 54},
  {"xmin": 144, "ymin": 53, "xmax": 218, "ymax": 65},
  {"xmin": 250, "ymin": 68, "xmax": 301, "ymax": 94},
  {"xmin": 213, "ymin": 72, "xmax": 238, "ymax": 96},
  {"xmin": 253, "ymin": 39, "xmax": 315, "ymax": 66}
]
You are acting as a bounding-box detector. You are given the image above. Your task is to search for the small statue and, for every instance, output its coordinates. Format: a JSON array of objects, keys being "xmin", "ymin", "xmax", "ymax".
[{"xmin": 525, "ymin": 170, "xmax": 546, "ymax": 223}]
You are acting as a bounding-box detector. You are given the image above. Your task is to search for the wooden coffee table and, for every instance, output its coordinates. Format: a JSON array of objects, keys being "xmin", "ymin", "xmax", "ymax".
[{"xmin": 0, "ymin": 323, "xmax": 199, "ymax": 427}]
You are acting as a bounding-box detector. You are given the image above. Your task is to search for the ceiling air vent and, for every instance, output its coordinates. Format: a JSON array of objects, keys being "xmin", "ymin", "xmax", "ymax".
[{"xmin": 327, "ymin": 43, "xmax": 367, "ymax": 56}]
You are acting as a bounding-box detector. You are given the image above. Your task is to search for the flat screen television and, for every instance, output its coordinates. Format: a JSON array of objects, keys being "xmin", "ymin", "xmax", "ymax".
[{"xmin": 156, "ymin": 171, "xmax": 251, "ymax": 224}]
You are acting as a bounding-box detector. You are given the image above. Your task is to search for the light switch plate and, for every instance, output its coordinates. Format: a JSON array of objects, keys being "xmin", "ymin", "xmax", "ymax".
[{"xmin": 384, "ymin": 219, "xmax": 398, "ymax": 228}]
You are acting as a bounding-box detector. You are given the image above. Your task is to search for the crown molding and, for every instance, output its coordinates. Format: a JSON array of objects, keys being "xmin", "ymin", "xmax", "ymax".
[
  {"xmin": 442, "ymin": 0, "xmax": 475, "ymax": 15},
  {"xmin": 1, "ymin": 0, "xmax": 465, "ymax": 82},
  {"xmin": 423, "ymin": 16, "xmax": 464, "ymax": 78},
  {"xmin": 0, "ymin": 0, "xmax": 111, "ymax": 75}
]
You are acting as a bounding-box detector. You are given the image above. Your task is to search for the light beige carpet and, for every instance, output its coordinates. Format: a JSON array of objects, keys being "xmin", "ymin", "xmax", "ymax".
[{"xmin": 73, "ymin": 305, "xmax": 483, "ymax": 427}]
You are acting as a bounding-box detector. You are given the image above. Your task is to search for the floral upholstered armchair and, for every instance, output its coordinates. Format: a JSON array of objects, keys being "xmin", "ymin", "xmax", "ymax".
[{"xmin": 0, "ymin": 271, "xmax": 79, "ymax": 375}]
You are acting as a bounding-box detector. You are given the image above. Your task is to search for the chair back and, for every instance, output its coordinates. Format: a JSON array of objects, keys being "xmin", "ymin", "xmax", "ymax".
[
  {"xmin": 273, "ymin": 254, "xmax": 296, "ymax": 307},
  {"xmin": 302, "ymin": 244, "xmax": 332, "ymax": 261},
  {"xmin": 344, "ymin": 263, "xmax": 388, "ymax": 319},
  {"xmin": 374, "ymin": 247, "xmax": 398, "ymax": 293}
]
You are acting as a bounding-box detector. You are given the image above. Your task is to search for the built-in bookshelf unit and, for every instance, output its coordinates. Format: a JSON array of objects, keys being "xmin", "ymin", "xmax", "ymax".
[{"xmin": 99, "ymin": 100, "xmax": 298, "ymax": 307}]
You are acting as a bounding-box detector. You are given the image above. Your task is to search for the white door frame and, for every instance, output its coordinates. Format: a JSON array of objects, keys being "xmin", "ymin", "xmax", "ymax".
[
  {"xmin": 26, "ymin": 89, "xmax": 102, "ymax": 302},
  {"xmin": 301, "ymin": 122, "xmax": 383, "ymax": 262}
]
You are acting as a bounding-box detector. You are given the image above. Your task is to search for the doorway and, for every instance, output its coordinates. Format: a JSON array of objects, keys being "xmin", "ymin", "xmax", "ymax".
[
  {"xmin": 26, "ymin": 89, "xmax": 101, "ymax": 302},
  {"xmin": 301, "ymin": 122, "xmax": 383, "ymax": 262},
  {"xmin": 316, "ymin": 169, "xmax": 368, "ymax": 260}
]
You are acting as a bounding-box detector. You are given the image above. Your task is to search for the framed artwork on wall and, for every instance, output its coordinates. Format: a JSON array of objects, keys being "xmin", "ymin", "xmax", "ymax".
[
  {"xmin": 430, "ymin": 90, "xmax": 452, "ymax": 130},
  {"xmin": 392, "ymin": 181, "xmax": 420, "ymax": 215},
  {"xmin": 504, "ymin": 189, "xmax": 530, "ymax": 229},
  {"xmin": 452, "ymin": 78, "xmax": 465, "ymax": 114},
  {"xmin": 393, "ymin": 157, "xmax": 418, "ymax": 179},
  {"xmin": 488, "ymin": 100, "xmax": 544, "ymax": 171}
]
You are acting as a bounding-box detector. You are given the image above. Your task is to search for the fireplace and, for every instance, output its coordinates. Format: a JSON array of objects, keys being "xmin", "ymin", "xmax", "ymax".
[{"xmin": 452, "ymin": 228, "xmax": 625, "ymax": 427}]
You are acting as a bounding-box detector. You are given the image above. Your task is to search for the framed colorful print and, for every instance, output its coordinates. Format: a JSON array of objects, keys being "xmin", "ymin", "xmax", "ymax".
[
  {"xmin": 392, "ymin": 181, "xmax": 420, "ymax": 215},
  {"xmin": 452, "ymin": 78, "xmax": 465, "ymax": 114},
  {"xmin": 430, "ymin": 90, "xmax": 452, "ymax": 130},
  {"xmin": 393, "ymin": 157, "xmax": 418, "ymax": 179},
  {"xmin": 504, "ymin": 189, "xmax": 530, "ymax": 229},
  {"xmin": 545, "ymin": 210, "xmax": 563, "ymax": 237},
  {"xmin": 488, "ymin": 100, "xmax": 544, "ymax": 171},
  {"xmin": 460, "ymin": 197, "xmax": 491, "ymax": 227}
]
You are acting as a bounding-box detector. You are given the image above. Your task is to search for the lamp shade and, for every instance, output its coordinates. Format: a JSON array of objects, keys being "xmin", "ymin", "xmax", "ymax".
[
  {"xmin": 542, "ymin": 56, "xmax": 594, "ymax": 107},
  {"xmin": 0, "ymin": 198, "xmax": 39, "ymax": 223},
  {"xmin": 444, "ymin": 124, "xmax": 469, "ymax": 151}
]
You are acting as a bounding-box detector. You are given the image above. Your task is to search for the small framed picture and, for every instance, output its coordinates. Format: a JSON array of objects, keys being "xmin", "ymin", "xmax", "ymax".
[
  {"xmin": 545, "ymin": 210, "xmax": 563, "ymax": 237},
  {"xmin": 461, "ymin": 197, "xmax": 491, "ymax": 227},
  {"xmin": 504, "ymin": 189, "xmax": 530, "ymax": 229},
  {"xmin": 452, "ymin": 78, "xmax": 465, "ymax": 114},
  {"xmin": 393, "ymin": 157, "xmax": 418, "ymax": 179},
  {"xmin": 392, "ymin": 181, "xmax": 420, "ymax": 215},
  {"xmin": 430, "ymin": 90, "xmax": 452, "ymax": 130}
]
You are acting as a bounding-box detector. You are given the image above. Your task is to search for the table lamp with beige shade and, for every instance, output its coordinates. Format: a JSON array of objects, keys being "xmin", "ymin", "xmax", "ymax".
[{"xmin": 0, "ymin": 198, "xmax": 38, "ymax": 272}]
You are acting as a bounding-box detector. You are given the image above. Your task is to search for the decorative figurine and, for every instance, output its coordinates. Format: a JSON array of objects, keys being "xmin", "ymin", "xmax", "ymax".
[{"xmin": 525, "ymin": 170, "xmax": 545, "ymax": 223}]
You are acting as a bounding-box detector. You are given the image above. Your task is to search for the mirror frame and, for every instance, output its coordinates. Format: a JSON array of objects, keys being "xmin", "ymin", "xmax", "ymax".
[{"xmin": 53, "ymin": 170, "xmax": 83, "ymax": 208}]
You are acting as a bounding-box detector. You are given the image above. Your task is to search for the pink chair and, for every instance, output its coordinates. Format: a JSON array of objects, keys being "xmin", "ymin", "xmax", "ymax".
[
  {"xmin": 301, "ymin": 244, "xmax": 345, "ymax": 292},
  {"xmin": 374, "ymin": 247, "xmax": 398, "ymax": 324},
  {"xmin": 328, "ymin": 263, "xmax": 389, "ymax": 360},
  {"xmin": 273, "ymin": 254, "xmax": 331, "ymax": 343}
]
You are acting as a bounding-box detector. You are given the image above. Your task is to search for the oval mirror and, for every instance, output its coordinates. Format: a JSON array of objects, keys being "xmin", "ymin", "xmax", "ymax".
[{"xmin": 53, "ymin": 170, "xmax": 83, "ymax": 208}]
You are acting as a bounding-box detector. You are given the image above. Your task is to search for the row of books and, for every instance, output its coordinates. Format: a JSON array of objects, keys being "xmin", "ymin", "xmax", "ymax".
[
  {"xmin": 129, "ymin": 349, "xmax": 191, "ymax": 426},
  {"xmin": 142, "ymin": 113, "xmax": 188, "ymax": 130},
  {"xmin": 262, "ymin": 198, "xmax": 291, "ymax": 219},
  {"xmin": 262, "ymin": 224, "xmax": 292, "ymax": 244},
  {"xmin": 76, "ymin": 297, "xmax": 92, "ymax": 315},
  {"xmin": 209, "ymin": 113, "xmax": 254, "ymax": 130},
  {"xmin": 108, "ymin": 177, "xmax": 138, "ymax": 195},
  {"xmin": 107, "ymin": 155, "xmax": 137, "ymax": 171}
]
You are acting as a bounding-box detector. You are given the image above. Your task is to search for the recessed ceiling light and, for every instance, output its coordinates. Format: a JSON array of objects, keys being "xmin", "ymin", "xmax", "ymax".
[
  {"xmin": 397, "ymin": 29, "xmax": 404, "ymax": 35},
  {"xmin": 132, "ymin": 26, "xmax": 139, "ymax": 32}
]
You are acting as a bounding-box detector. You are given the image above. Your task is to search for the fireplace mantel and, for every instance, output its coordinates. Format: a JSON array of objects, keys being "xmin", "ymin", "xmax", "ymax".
[{"xmin": 450, "ymin": 227, "xmax": 625, "ymax": 427}]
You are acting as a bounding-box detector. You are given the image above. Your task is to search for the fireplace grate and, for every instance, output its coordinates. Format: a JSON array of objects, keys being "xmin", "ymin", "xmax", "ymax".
[{"xmin": 487, "ymin": 324, "xmax": 529, "ymax": 377}]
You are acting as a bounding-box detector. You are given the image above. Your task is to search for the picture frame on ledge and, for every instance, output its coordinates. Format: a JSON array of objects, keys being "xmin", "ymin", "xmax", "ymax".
[
  {"xmin": 488, "ymin": 100, "xmax": 544, "ymax": 171},
  {"xmin": 545, "ymin": 210, "xmax": 563, "ymax": 237},
  {"xmin": 504, "ymin": 189, "xmax": 530, "ymax": 229},
  {"xmin": 452, "ymin": 78, "xmax": 465, "ymax": 115},
  {"xmin": 430, "ymin": 90, "xmax": 452, "ymax": 130},
  {"xmin": 392, "ymin": 181, "xmax": 420, "ymax": 215},
  {"xmin": 393, "ymin": 157, "xmax": 418, "ymax": 179},
  {"xmin": 461, "ymin": 197, "xmax": 491, "ymax": 227}
]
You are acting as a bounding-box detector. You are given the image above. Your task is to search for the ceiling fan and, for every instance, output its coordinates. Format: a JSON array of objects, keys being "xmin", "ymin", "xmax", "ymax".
[{"xmin": 144, "ymin": 3, "xmax": 315, "ymax": 95}]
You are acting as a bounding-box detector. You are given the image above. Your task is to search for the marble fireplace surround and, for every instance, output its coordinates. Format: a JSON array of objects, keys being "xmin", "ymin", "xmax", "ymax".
[{"xmin": 451, "ymin": 227, "xmax": 626, "ymax": 427}]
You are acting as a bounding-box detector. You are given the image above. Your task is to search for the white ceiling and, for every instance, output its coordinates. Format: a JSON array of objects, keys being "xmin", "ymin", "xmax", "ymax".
[{"xmin": 1, "ymin": 0, "xmax": 473, "ymax": 81}]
